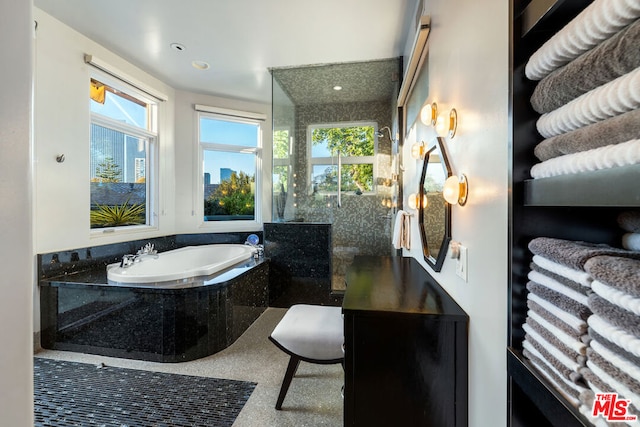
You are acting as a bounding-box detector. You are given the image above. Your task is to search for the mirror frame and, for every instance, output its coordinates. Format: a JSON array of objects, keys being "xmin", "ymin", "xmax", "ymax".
[{"xmin": 418, "ymin": 136, "xmax": 451, "ymax": 271}]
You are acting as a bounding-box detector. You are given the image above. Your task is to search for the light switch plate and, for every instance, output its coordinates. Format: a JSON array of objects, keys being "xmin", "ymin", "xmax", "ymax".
[{"xmin": 456, "ymin": 245, "xmax": 468, "ymax": 282}]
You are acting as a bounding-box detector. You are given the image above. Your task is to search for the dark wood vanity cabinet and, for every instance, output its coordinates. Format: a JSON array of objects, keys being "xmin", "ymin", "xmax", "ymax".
[{"xmin": 343, "ymin": 256, "xmax": 468, "ymax": 427}]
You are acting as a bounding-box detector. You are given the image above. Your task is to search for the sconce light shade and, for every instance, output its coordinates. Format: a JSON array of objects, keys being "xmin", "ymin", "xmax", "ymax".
[
  {"xmin": 408, "ymin": 193, "xmax": 428, "ymax": 210},
  {"xmin": 420, "ymin": 102, "xmax": 438, "ymax": 126},
  {"xmin": 443, "ymin": 174, "xmax": 468, "ymax": 206},
  {"xmin": 448, "ymin": 108, "xmax": 458, "ymax": 138},
  {"xmin": 411, "ymin": 141, "xmax": 426, "ymax": 159}
]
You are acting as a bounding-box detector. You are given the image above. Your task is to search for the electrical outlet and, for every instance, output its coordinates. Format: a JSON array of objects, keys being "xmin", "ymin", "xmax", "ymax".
[{"xmin": 456, "ymin": 245, "xmax": 468, "ymax": 282}]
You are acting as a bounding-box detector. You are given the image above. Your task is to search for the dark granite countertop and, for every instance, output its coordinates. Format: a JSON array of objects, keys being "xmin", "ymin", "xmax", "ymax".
[
  {"xmin": 343, "ymin": 256, "xmax": 468, "ymax": 319},
  {"xmin": 41, "ymin": 257, "xmax": 268, "ymax": 290}
]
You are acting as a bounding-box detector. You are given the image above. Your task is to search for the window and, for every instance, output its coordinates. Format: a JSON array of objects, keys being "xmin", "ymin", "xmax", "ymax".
[
  {"xmin": 309, "ymin": 122, "xmax": 377, "ymax": 194},
  {"xmin": 89, "ymin": 75, "xmax": 158, "ymax": 230},
  {"xmin": 199, "ymin": 112, "xmax": 262, "ymax": 223}
]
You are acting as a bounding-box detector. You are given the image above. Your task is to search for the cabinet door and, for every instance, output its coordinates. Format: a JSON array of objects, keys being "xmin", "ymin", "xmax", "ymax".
[{"xmin": 347, "ymin": 312, "xmax": 461, "ymax": 427}]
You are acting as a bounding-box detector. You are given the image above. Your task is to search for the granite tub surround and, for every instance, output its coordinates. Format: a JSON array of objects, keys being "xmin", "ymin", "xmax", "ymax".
[
  {"xmin": 264, "ymin": 222, "xmax": 339, "ymax": 307},
  {"xmin": 40, "ymin": 255, "xmax": 269, "ymax": 363}
]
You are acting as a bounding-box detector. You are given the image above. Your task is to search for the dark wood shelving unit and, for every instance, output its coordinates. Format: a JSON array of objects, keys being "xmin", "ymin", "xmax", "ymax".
[{"xmin": 508, "ymin": 0, "xmax": 634, "ymax": 425}]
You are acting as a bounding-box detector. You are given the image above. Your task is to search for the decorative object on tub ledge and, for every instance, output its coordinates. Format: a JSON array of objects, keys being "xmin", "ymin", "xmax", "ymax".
[
  {"xmin": 245, "ymin": 233, "xmax": 264, "ymax": 258},
  {"xmin": 443, "ymin": 174, "xmax": 468, "ymax": 206},
  {"xmin": 392, "ymin": 210, "xmax": 411, "ymax": 250}
]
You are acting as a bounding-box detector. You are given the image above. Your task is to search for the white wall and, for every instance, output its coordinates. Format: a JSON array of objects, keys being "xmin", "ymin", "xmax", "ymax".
[
  {"xmin": 33, "ymin": 9, "xmax": 176, "ymax": 254},
  {"xmin": 0, "ymin": 1, "xmax": 35, "ymax": 425},
  {"xmin": 401, "ymin": 1, "xmax": 509, "ymax": 426}
]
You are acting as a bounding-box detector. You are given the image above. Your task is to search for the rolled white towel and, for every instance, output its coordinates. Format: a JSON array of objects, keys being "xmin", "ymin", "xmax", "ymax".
[
  {"xmin": 622, "ymin": 232, "xmax": 640, "ymax": 251},
  {"xmin": 530, "ymin": 139, "xmax": 640, "ymax": 179},
  {"xmin": 592, "ymin": 280, "xmax": 640, "ymax": 316},
  {"xmin": 536, "ymin": 68, "xmax": 640, "ymax": 138},
  {"xmin": 526, "ymin": 0, "xmax": 640, "ymax": 80},
  {"xmin": 588, "ymin": 315, "xmax": 640, "ymax": 359}
]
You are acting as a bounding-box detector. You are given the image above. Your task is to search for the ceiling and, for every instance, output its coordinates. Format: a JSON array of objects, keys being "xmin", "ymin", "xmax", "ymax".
[{"xmin": 35, "ymin": 0, "xmax": 417, "ymax": 104}]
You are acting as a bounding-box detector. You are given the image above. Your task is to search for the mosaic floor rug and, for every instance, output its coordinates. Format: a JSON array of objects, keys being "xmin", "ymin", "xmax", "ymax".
[{"xmin": 34, "ymin": 358, "xmax": 256, "ymax": 426}]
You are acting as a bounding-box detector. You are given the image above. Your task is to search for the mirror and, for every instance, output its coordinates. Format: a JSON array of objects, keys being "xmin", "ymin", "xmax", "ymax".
[{"xmin": 418, "ymin": 136, "xmax": 451, "ymax": 271}]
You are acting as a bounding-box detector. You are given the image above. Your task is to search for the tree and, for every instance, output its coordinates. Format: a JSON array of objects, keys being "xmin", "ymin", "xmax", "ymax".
[
  {"xmin": 95, "ymin": 157, "xmax": 122, "ymax": 183},
  {"xmin": 207, "ymin": 171, "xmax": 255, "ymax": 216},
  {"xmin": 312, "ymin": 126, "xmax": 374, "ymax": 192}
]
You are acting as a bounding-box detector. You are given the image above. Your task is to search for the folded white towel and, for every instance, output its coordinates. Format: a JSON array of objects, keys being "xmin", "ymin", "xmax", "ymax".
[
  {"xmin": 524, "ymin": 323, "xmax": 584, "ymax": 371},
  {"xmin": 588, "ymin": 315, "xmax": 640, "ymax": 359},
  {"xmin": 529, "ymin": 270, "xmax": 589, "ymax": 305},
  {"xmin": 591, "ymin": 338, "xmax": 640, "ymax": 385},
  {"xmin": 592, "ymin": 280, "xmax": 640, "ymax": 316},
  {"xmin": 528, "ymin": 292, "xmax": 587, "ymax": 333},
  {"xmin": 392, "ymin": 210, "xmax": 411, "ymax": 250},
  {"xmin": 623, "ymin": 232, "xmax": 640, "ymax": 251},
  {"xmin": 587, "ymin": 360, "xmax": 640, "ymax": 411},
  {"xmin": 525, "ymin": 0, "xmax": 640, "ymax": 80},
  {"xmin": 533, "ymin": 255, "xmax": 593, "ymax": 288},
  {"xmin": 527, "ymin": 309, "xmax": 587, "ymax": 355},
  {"xmin": 528, "ymin": 355, "xmax": 582, "ymax": 408},
  {"xmin": 530, "ymin": 139, "xmax": 640, "ymax": 179},
  {"xmin": 526, "ymin": 344, "xmax": 589, "ymax": 396},
  {"xmin": 536, "ymin": 68, "xmax": 640, "ymax": 138}
]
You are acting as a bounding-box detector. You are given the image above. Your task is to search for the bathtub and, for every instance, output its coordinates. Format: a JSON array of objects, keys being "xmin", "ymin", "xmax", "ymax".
[{"xmin": 107, "ymin": 244, "xmax": 256, "ymax": 284}]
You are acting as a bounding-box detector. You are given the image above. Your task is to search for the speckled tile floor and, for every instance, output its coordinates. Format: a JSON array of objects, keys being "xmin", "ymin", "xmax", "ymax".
[{"xmin": 35, "ymin": 308, "xmax": 344, "ymax": 426}]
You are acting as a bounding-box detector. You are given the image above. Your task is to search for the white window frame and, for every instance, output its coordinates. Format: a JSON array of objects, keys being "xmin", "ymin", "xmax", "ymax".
[
  {"xmin": 196, "ymin": 110, "xmax": 263, "ymax": 232},
  {"xmin": 89, "ymin": 69, "xmax": 159, "ymax": 236},
  {"xmin": 307, "ymin": 121, "xmax": 378, "ymax": 195}
]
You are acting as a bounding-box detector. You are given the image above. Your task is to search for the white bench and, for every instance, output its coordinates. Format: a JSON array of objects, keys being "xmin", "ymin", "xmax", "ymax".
[{"xmin": 268, "ymin": 304, "xmax": 344, "ymax": 410}]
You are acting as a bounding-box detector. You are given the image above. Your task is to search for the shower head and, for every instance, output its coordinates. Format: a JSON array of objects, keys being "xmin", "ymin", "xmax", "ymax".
[{"xmin": 376, "ymin": 126, "xmax": 393, "ymax": 141}]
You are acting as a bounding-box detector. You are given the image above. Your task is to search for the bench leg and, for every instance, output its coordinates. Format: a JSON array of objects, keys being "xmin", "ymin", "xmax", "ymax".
[{"xmin": 275, "ymin": 355, "xmax": 301, "ymax": 410}]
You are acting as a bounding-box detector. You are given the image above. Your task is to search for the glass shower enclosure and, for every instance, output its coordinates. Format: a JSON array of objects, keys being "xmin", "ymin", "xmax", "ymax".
[{"xmin": 271, "ymin": 59, "xmax": 401, "ymax": 291}]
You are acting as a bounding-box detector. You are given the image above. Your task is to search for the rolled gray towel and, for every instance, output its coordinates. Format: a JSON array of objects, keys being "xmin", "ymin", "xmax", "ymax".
[
  {"xmin": 589, "ymin": 326, "xmax": 640, "ymax": 367},
  {"xmin": 618, "ymin": 211, "xmax": 640, "ymax": 233},
  {"xmin": 584, "ymin": 256, "xmax": 640, "ymax": 298},
  {"xmin": 534, "ymin": 109, "xmax": 640, "ymax": 161},
  {"xmin": 530, "ymin": 262, "xmax": 589, "ymax": 295},
  {"xmin": 588, "ymin": 293, "xmax": 640, "ymax": 337},
  {"xmin": 527, "ymin": 281, "xmax": 591, "ymax": 320},
  {"xmin": 529, "ymin": 237, "xmax": 640, "ymax": 271},
  {"xmin": 531, "ymin": 19, "xmax": 640, "ymax": 114}
]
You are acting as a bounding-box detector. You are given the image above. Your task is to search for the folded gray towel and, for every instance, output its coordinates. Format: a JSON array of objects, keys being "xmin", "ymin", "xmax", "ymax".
[
  {"xmin": 530, "ymin": 19, "xmax": 640, "ymax": 114},
  {"xmin": 526, "ymin": 317, "xmax": 586, "ymax": 364},
  {"xmin": 530, "ymin": 262, "xmax": 589, "ymax": 295},
  {"xmin": 589, "ymin": 293, "xmax": 640, "ymax": 337},
  {"xmin": 585, "ymin": 256, "xmax": 640, "ymax": 298},
  {"xmin": 529, "ymin": 237, "xmax": 640, "ymax": 271},
  {"xmin": 528, "ymin": 299, "xmax": 586, "ymax": 338},
  {"xmin": 523, "ymin": 348, "xmax": 582, "ymax": 403},
  {"xmin": 527, "ymin": 281, "xmax": 592, "ymax": 320},
  {"xmin": 525, "ymin": 334, "xmax": 582, "ymax": 383},
  {"xmin": 589, "ymin": 326, "xmax": 640, "ymax": 367},
  {"xmin": 587, "ymin": 346, "xmax": 640, "ymax": 393},
  {"xmin": 618, "ymin": 211, "xmax": 640, "ymax": 233},
  {"xmin": 534, "ymin": 109, "xmax": 640, "ymax": 161}
]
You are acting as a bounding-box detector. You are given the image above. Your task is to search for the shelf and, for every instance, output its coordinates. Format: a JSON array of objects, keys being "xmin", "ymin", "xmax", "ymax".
[
  {"xmin": 507, "ymin": 348, "xmax": 591, "ymax": 427},
  {"xmin": 524, "ymin": 164, "xmax": 640, "ymax": 207}
]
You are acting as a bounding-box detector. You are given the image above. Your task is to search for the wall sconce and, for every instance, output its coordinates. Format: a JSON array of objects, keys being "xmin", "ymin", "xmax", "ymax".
[
  {"xmin": 443, "ymin": 174, "xmax": 468, "ymax": 206},
  {"xmin": 411, "ymin": 141, "xmax": 427, "ymax": 159},
  {"xmin": 407, "ymin": 192, "xmax": 428, "ymax": 210},
  {"xmin": 448, "ymin": 109, "xmax": 458, "ymax": 138},
  {"xmin": 435, "ymin": 108, "xmax": 458, "ymax": 139},
  {"xmin": 420, "ymin": 102, "xmax": 438, "ymax": 126}
]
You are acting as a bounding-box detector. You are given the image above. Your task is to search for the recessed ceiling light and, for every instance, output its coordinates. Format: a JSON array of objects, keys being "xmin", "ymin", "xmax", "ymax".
[
  {"xmin": 170, "ymin": 43, "xmax": 186, "ymax": 52},
  {"xmin": 192, "ymin": 60, "xmax": 210, "ymax": 70},
  {"xmin": 333, "ymin": 85, "xmax": 343, "ymax": 91}
]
